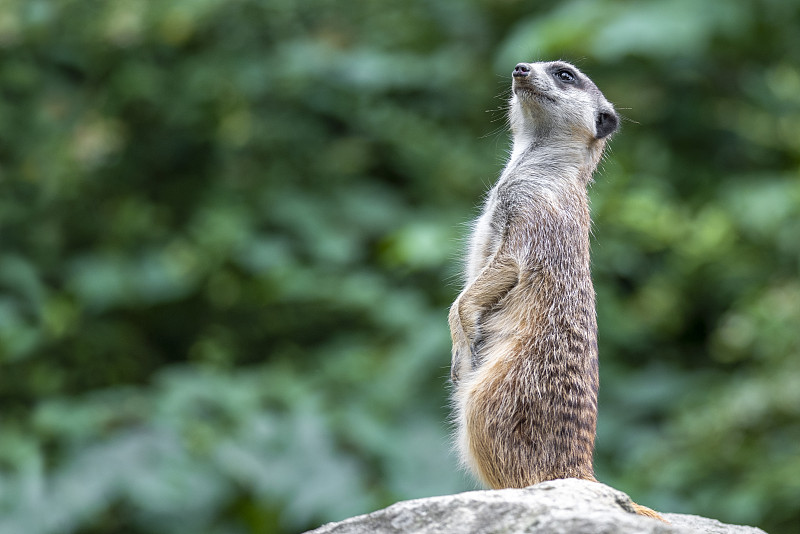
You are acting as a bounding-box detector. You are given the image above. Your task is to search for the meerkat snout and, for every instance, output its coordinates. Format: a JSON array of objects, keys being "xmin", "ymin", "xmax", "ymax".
[{"xmin": 513, "ymin": 63, "xmax": 531, "ymax": 77}]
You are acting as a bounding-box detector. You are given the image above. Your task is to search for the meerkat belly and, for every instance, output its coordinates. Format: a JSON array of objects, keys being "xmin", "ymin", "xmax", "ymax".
[{"xmin": 471, "ymin": 280, "xmax": 529, "ymax": 364}]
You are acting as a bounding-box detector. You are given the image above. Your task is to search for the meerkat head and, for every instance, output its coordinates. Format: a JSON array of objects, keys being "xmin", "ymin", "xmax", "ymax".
[{"xmin": 509, "ymin": 60, "xmax": 619, "ymax": 145}]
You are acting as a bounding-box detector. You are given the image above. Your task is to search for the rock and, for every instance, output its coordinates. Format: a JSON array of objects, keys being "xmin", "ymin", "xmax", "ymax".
[{"xmin": 305, "ymin": 478, "xmax": 766, "ymax": 534}]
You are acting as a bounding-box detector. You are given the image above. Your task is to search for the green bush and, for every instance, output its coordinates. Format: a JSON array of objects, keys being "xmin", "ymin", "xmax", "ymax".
[{"xmin": 0, "ymin": 1, "xmax": 797, "ymax": 533}]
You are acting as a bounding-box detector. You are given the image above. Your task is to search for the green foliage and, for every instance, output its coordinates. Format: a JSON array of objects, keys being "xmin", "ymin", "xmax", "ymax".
[{"xmin": 0, "ymin": 1, "xmax": 798, "ymax": 533}]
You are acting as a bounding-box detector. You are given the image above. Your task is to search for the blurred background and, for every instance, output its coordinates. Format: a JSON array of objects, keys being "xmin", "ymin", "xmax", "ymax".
[{"xmin": 0, "ymin": 1, "xmax": 798, "ymax": 533}]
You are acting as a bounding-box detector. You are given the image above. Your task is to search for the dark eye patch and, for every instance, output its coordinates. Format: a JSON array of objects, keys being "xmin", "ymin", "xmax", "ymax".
[{"xmin": 554, "ymin": 69, "xmax": 576, "ymax": 84}]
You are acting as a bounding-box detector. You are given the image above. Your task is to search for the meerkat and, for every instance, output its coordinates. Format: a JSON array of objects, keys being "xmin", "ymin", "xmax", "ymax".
[{"xmin": 448, "ymin": 60, "xmax": 664, "ymax": 521}]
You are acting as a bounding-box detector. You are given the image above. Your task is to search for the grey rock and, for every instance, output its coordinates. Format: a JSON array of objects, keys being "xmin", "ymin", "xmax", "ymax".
[
  {"xmin": 661, "ymin": 513, "xmax": 767, "ymax": 534},
  {"xmin": 305, "ymin": 478, "xmax": 766, "ymax": 534}
]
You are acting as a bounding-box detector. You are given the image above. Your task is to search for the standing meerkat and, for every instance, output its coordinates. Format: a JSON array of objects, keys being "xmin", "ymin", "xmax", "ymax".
[{"xmin": 449, "ymin": 60, "xmax": 663, "ymax": 520}]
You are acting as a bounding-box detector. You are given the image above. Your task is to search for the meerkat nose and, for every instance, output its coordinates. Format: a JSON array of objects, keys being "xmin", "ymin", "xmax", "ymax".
[{"xmin": 513, "ymin": 63, "xmax": 531, "ymax": 77}]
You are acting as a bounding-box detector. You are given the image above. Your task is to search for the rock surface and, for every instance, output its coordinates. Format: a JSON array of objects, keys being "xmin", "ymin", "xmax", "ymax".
[{"xmin": 305, "ymin": 478, "xmax": 766, "ymax": 534}]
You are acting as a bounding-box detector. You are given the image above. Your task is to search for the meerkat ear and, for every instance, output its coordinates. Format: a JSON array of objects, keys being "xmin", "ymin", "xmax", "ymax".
[{"xmin": 595, "ymin": 109, "xmax": 619, "ymax": 139}]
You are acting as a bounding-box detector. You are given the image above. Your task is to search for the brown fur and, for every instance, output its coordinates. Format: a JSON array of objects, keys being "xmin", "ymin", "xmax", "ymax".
[{"xmin": 449, "ymin": 61, "xmax": 666, "ymax": 522}]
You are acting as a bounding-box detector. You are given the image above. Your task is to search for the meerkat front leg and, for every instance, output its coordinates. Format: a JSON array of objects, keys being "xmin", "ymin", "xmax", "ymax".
[{"xmin": 449, "ymin": 250, "xmax": 519, "ymax": 382}]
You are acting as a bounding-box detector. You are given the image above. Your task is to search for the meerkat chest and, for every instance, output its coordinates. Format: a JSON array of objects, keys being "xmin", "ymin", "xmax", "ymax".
[{"xmin": 465, "ymin": 189, "xmax": 506, "ymax": 283}]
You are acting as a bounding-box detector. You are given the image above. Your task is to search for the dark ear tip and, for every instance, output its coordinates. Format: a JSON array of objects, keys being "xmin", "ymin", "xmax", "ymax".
[{"xmin": 595, "ymin": 110, "xmax": 619, "ymax": 139}]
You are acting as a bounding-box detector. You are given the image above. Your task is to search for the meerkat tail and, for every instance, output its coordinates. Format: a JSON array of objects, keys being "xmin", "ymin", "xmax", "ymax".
[
  {"xmin": 631, "ymin": 502, "xmax": 669, "ymax": 523},
  {"xmin": 582, "ymin": 475, "xmax": 668, "ymax": 523}
]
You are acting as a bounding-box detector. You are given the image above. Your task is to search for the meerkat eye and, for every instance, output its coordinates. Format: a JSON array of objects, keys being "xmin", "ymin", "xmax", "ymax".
[{"xmin": 554, "ymin": 69, "xmax": 576, "ymax": 83}]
